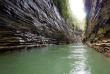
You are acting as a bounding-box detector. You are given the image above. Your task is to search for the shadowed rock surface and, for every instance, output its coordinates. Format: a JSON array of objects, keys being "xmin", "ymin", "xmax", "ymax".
[
  {"xmin": 0, "ymin": 0, "xmax": 74, "ymax": 52},
  {"xmin": 83, "ymin": 0, "xmax": 110, "ymax": 57},
  {"xmin": 74, "ymin": 29, "xmax": 82, "ymax": 43}
]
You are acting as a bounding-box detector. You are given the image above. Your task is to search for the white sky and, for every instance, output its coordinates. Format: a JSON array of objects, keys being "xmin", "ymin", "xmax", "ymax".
[{"xmin": 69, "ymin": 0, "xmax": 86, "ymax": 20}]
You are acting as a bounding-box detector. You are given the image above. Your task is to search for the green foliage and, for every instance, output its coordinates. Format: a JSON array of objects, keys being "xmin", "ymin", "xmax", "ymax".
[
  {"xmin": 53, "ymin": 0, "xmax": 73, "ymax": 29},
  {"xmin": 53, "ymin": 0, "xmax": 86, "ymax": 31}
]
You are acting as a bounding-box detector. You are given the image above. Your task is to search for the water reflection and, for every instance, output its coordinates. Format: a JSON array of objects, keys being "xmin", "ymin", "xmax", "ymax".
[
  {"xmin": 68, "ymin": 45, "xmax": 91, "ymax": 74},
  {"xmin": 0, "ymin": 44, "xmax": 110, "ymax": 74}
]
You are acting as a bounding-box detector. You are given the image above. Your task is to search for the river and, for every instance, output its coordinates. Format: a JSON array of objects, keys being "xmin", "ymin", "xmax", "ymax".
[{"xmin": 0, "ymin": 43, "xmax": 110, "ymax": 74}]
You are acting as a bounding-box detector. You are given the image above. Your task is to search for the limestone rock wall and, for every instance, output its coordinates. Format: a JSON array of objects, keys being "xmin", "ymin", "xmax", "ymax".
[
  {"xmin": 0, "ymin": 0, "xmax": 74, "ymax": 52},
  {"xmin": 83, "ymin": 0, "xmax": 110, "ymax": 57},
  {"xmin": 74, "ymin": 29, "xmax": 82, "ymax": 43}
]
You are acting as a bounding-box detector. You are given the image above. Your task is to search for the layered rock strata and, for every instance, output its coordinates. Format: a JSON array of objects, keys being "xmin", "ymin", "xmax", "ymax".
[
  {"xmin": 83, "ymin": 0, "xmax": 110, "ymax": 57},
  {"xmin": 0, "ymin": 0, "xmax": 74, "ymax": 52}
]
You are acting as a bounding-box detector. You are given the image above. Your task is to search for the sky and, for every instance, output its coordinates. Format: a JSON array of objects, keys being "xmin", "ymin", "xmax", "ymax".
[{"xmin": 69, "ymin": 0, "xmax": 86, "ymax": 20}]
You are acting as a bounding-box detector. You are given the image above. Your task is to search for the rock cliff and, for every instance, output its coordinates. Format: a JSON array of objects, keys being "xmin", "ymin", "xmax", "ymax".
[
  {"xmin": 74, "ymin": 29, "xmax": 82, "ymax": 43},
  {"xmin": 0, "ymin": 0, "xmax": 74, "ymax": 52},
  {"xmin": 83, "ymin": 0, "xmax": 110, "ymax": 57}
]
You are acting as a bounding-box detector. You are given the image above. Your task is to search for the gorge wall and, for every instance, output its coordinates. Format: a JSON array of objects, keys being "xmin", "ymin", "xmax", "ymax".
[
  {"xmin": 0, "ymin": 0, "xmax": 74, "ymax": 52},
  {"xmin": 74, "ymin": 29, "xmax": 82, "ymax": 43},
  {"xmin": 83, "ymin": 0, "xmax": 110, "ymax": 57}
]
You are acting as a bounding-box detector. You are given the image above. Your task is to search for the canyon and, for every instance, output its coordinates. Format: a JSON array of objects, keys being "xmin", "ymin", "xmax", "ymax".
[
  {"xmin": 0, "ymin": 0, "xmax": 110, "ymax": 74},
  {"xmin": 0, "ymin": 0, "xmax": 110, "ymax": 57}
]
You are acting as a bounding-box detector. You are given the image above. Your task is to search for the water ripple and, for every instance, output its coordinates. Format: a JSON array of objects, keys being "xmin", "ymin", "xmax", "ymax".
[{"xmin": 68, "ymin": 45, "xmax": 91, "ymax": 74}]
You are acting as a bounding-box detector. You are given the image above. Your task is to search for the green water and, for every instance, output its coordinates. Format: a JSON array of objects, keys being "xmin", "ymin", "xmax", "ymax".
[{"xmin": 0, "ymin": 43, "xmax": 110, "ymax": 74}]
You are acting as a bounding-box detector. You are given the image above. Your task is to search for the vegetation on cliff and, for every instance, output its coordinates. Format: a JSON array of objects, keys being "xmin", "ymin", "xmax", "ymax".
[
  {"xmin": 83, "ymin": 0, "xmax": 110, "ymax": 57},
  {"xmin": 0, "ymin": 0, "xmax": 75, "ymax": 52},
  {"xmin": 53, "ymin": 0, "xmax": 86, "ymax": 31}
]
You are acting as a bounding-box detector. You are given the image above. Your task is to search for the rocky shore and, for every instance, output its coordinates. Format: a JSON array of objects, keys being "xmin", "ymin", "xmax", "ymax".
[
  {"xmin": 85, "ymin": 40, "xmax": 110, "ymax": 57},
  {"xmin": 83, "ymin": 0, "xmax": 110, "ymax": 57}
]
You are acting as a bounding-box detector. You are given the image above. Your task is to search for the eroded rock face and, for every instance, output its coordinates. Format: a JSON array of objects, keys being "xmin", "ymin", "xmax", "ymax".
[
  {"xmin": 83, "ymin": 0, "xmax": 110, "ymax": 57},
  {"xmin": 0, "ymin": 0, "xmax": 74, "ymax": 52},
  {"xmin": 74, "ymin": 29, "xmax": 82, "ymax": 43}
]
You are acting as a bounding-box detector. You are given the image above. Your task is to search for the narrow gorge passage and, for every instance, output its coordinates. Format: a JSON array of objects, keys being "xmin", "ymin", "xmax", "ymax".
[
  {"xmin": 0, "ymin": 0, "xmax": 110, "ymax": 74},
  {"xmin": 0, "ymin": 44, "xmax": 110, "ymax": 74}
]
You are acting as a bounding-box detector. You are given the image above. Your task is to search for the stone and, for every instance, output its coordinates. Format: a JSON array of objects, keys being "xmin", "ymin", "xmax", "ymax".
[
  {"xmin": 83, "ymin": 0, "xmax": 110, "ymax": 57},
  {"xmin": 0, "ymin": 0, "xmax": 74, "ymax": 53}
]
